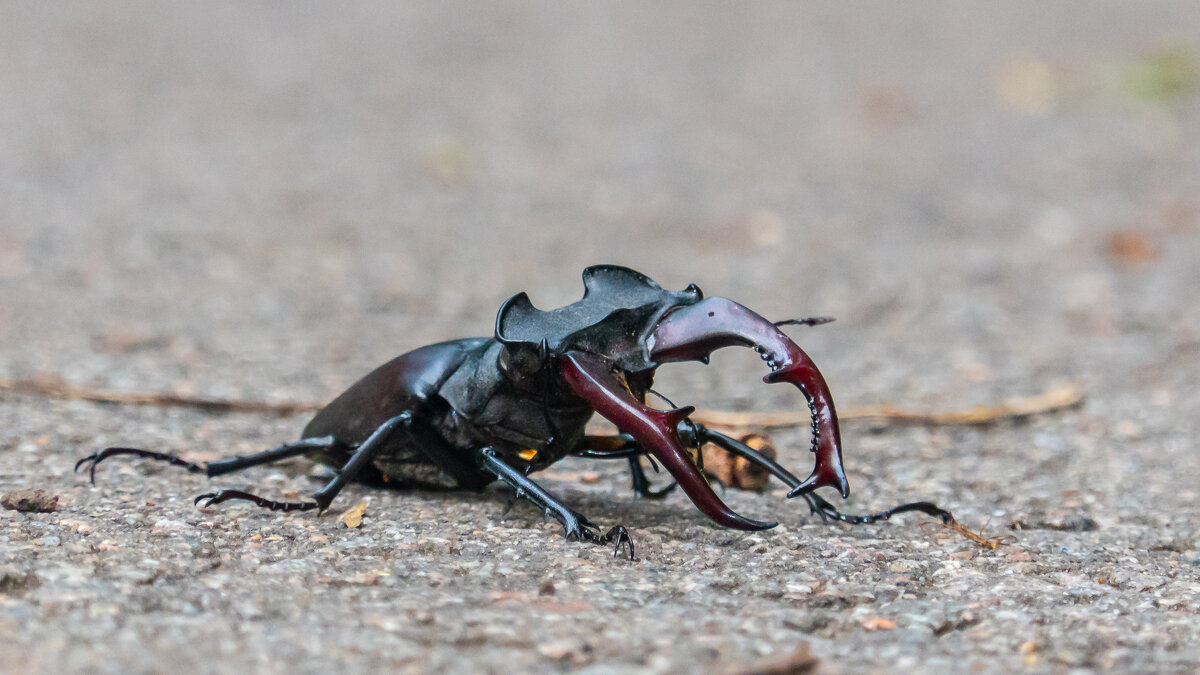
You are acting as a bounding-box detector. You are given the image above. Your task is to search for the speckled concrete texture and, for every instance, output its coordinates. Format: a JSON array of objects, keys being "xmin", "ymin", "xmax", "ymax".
[{"xmin": 2, "ymin": 3, "xmax": 1199, "ymax": 673}]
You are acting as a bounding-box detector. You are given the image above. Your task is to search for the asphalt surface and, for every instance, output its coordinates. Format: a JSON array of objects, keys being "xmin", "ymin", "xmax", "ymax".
[{"xmin": 2, "ymin": 3, "xmax": 1199, "ymax": 673}]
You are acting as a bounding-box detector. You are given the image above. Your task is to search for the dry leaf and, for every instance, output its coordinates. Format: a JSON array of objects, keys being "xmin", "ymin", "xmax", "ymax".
[
  {"xmin": 340, "ymin": 500, "xmax": 367, "ymax": 528},
  {"xmin": 695, "ymin": 433, "xmax": 775, "ymax": 490},
  {"xmin": 1107, "ymin": 230, "xmax": 1158, "ymax": 265},
  {"xmin": 921, "ymin": 517, "xmax": 1012, "ymax": 550},
  {"xmin": 861, "ymin": 617, "xmax": 896, "ymax": 631}
]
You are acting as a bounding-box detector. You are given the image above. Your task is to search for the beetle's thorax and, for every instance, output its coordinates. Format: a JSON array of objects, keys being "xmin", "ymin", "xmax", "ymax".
[{"xmin": 436, "ymin": 339, "xmax": 592, "ymax": 465}]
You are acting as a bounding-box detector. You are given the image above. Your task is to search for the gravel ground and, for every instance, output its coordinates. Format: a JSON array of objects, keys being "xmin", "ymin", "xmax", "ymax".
[{"xmin": 2, "ymin": 3, "xmax": 1199, "ymax": 673}]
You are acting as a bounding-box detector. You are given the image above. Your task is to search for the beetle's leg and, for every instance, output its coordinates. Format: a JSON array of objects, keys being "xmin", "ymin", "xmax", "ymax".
[
  {"xmin": 682, "ymin": 425, "xmax": 831, "ymax": 520},
  {"xmin": 75, "ymin": 437, "xmax": 342, "ymax": 485},
  {"xmin": 193, "ymin": 489, "xmax": 321, "ymax": 512},
  {"xmin": 196, "ymin": 413, "xmax": 412, "ymax": 514},
  {"xmin": 573, "ymin": 435, "xmax": 678, "ymax": 499},
  {"xmin": 691, "ymin": 424, "xmax": 952, "ymax": 525},
  {"xmin": 627, "ymin": 456, "xmax": 678, "ymax": 500},
  {"xmin": 399, "ymin": 414, "xmax": 492, "ymax": 491},
  {"xmin": 477, "ymin": 447, "xmax": 634, "ymax": 560}
]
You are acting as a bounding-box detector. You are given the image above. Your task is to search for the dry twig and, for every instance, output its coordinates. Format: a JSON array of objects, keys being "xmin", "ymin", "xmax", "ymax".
[
  {"xmin": 690, "ymin": 383, "xmax": 1083, "ymax": 430},
  {"xmin": 0, "ymin": 377, "xmax": 319, "ymax": 416},
  {"xmin": 921, "ymin": 517, "xmax": 1011, "ymax": 550},
  {"xmin": 2, "ymin": 376, "xmax": 1082, "ymax": 431}
]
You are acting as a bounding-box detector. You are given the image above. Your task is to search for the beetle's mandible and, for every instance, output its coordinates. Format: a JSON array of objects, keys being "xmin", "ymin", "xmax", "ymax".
[{"xmin": 78, "ymin": 265, "xmax": 949, "ymax": 558}]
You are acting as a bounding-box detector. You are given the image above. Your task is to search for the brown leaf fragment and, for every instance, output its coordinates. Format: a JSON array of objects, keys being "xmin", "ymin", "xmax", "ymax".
[
  {"xmin": 735, "ymin": 642, "xmax": 819, "ymax": 675},
  {"xmin": 734, "ymin": 434, "xmax": 775, "ymax": 489},
  {"xmin": 861, "ymin": 616, "xmax": 897, "ymax": 631},
  {"xmin": 1, "ymin": 489, "xmax": 59, "ymax": 513},
  {"xmin": 924, "ymin": 517, "xmax": 1011, "ymax": 550},
  {"xmin": 339, "ymin": 500, "xmax": 367, "ymax": 528},
  {"xmin": 1107, "ymin": 230, "xmax": 1158, "ymax": 265},
  {"xmin": 695, "ymin": 433, "xmax": 776, "ymax": 490}
]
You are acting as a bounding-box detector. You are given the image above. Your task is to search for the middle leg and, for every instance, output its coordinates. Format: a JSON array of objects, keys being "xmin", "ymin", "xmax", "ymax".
[
  {"xmin": 196, "ymin": 412, "xmax": 414, "ymax": 513},
  {"xmin": 573, "ymin": 434, "xmax": 678, "ymax": 499},
  {"xmin": 692, "ymin": 424, "xmax": 952, "ymax": 524},
  {"xmin": 76, "ymin": 436, "xmax": 343, "ymax": 485},
  {"xmin": 477, "ymin": 447, "xmax": 634, "ymax": 559}
]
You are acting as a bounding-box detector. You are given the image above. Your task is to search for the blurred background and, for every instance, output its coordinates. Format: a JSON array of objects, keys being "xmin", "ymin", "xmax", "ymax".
[
  {"xmin": 1, "ymin": 3, "xmax": 1197, "ymax": 408},
  {"xmin": 1, "ymin": 3, "xmax": 1198, "ymax": 673}
]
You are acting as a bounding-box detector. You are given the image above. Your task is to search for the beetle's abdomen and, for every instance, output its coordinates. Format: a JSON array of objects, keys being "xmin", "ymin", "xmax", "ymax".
[{"xmin": 302, "ymin": 338, "xmax": 489, "ymax": 445}]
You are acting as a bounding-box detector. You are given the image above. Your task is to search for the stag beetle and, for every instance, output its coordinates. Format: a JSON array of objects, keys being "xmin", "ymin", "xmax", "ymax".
[{"xmin": 78, "ymin": 266, "xmax": 947, "ymax": 557}]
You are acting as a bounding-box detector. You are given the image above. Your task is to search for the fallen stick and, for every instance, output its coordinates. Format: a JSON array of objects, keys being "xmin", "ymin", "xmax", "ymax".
[
  {"xmin": 0, "ymin": 377, "xmax": 320, "ymax": 416},
  {"xmin": 921, "ymin": 517, "xmax": 1012, "ymax": 551},
  {"xmin": 1, "ymin": 376, "xmax": 1082, "ymax": 430},
  {"xmin": 690, "ymin": 383, "xmax": 1083, "ymax": 429}
]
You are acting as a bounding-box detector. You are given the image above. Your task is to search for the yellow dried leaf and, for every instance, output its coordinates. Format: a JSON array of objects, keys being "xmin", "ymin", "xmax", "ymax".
[
  {"xmin": 340, "ymin": 500, "xmax": 367, "ymax": 528},
  {"xmin": 997, "ymin": 59, "xmax": 1056, "ymax": 115},
  {"xmin": 861, "ymin": 617, "xmax": 897, "ymax": 631}
]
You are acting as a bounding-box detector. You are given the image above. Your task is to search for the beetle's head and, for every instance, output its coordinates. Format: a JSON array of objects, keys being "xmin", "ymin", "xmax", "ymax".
[
  {"xmin": 495, "ymin": 265, "xmax": 702, "ymax": 380},
  {"xmin": 496, "ymin": 265, "xmax": 848, "ymax": 501},
  {"xmin": 645, "ymin": 295, "xmax": 848, "ymax": 499}
]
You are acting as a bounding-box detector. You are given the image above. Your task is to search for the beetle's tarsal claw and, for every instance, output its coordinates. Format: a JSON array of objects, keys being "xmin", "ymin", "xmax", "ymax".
[
  {"xmin": 74, "ymin": 446, "xmax": 207, "ymax": 485},
  {"xmin": 787, "ymin": 468, "xmax": 850, "ymax": 500},
  {"xmin": 605, "ymin": 526, "xmax": 635, "ymax": 560}
]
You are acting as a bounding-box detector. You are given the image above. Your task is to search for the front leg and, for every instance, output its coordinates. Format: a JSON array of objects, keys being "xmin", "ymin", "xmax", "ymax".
[
  {"xmin": 196, "ymin": 413, "xmax": 411, "ymax": 513},
  {"xmin": 690, "ymin": 423, "xmax": 952, "ymax": 525},
  {"xmin": 477, "ymin": 447, "xmax": 634, "ymax": 559},
  {"xmin": 573, "ymin": 434, "xmax": 678, "ymax": 500}
]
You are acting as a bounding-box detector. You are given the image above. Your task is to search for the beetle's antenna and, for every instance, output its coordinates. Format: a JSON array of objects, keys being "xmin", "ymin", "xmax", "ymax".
[
  {"xmin": 774, "ymin": 316, "xmax": 836, "ymax": 327},
  {"xmin": 646, "ymin": 388, "xmax": 678, "ymax": 408},
  {"xmin": 648, "ymin": 388, "xmax": 701, "ymax": 451}
]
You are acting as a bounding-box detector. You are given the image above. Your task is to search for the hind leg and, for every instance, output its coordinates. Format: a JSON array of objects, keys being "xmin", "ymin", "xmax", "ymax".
[
  {"xmin": 76, "ymin": 436, "xmax": 343, "ymax": 484},
  {"xmin": 193, "ymin": 410, "xmax": 490, "ymax": 513},
  {"xmin": 194, "ymin": 413, "xmax": 415, "ymax": 513}
]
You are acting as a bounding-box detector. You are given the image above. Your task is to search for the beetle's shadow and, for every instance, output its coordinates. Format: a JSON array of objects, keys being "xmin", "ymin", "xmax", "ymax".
[
  {"xmin": 317, "ymin": 464, "xmax": 787, "ymax": 533},
  {"xmin": 486, "ymin": 480, "xmax": 768, "ymax": 532}
]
